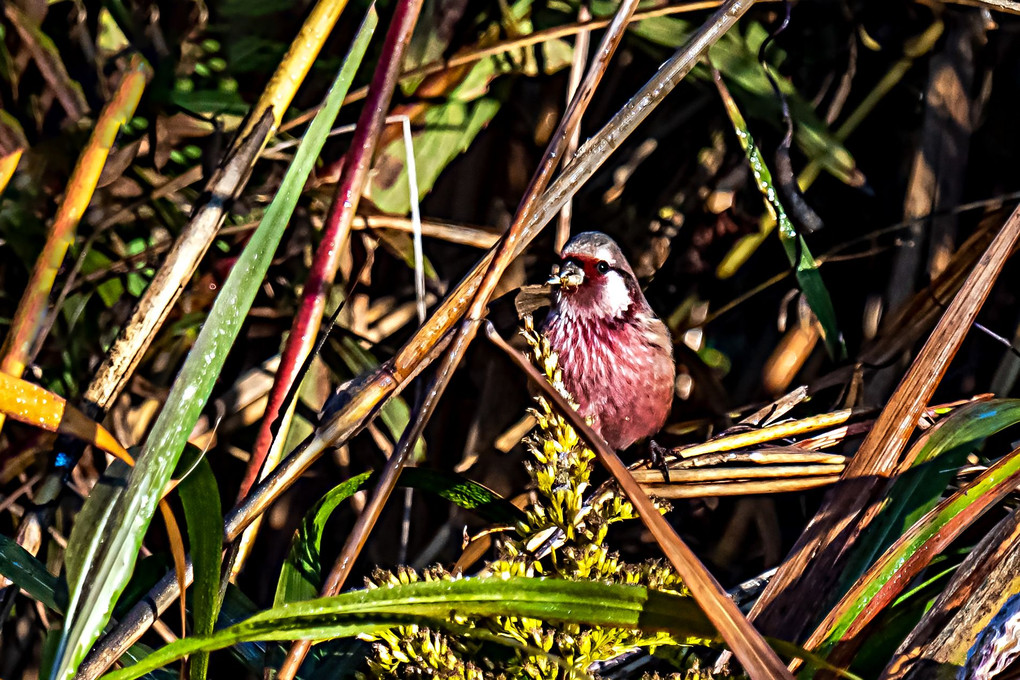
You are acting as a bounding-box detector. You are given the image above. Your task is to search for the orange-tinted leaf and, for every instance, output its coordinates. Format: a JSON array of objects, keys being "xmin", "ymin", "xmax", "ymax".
[{"xmin": 0, "ymin": 372, "xmax": 132, "ymax": 465}]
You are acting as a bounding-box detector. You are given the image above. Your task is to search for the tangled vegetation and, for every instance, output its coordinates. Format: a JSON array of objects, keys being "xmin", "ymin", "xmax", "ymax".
[{"xmin": 3, "ymin": 0, "xmax": 1020, "ymax": 679}]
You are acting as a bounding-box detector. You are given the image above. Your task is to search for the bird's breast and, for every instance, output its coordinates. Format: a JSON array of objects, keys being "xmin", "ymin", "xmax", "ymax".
[{"xmin": 542, "ymin": 310, "xmax": 674, "ymax": 450}]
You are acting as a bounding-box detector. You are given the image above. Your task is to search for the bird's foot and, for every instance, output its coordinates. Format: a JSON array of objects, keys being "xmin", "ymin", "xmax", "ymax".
[{"xmin": 647, "ymin": 440, "xmax": 671, "ymax": 484}]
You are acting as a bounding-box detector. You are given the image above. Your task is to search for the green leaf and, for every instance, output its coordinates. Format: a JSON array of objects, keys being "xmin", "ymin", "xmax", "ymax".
[
  {"xmin": 716, "ymin": 77, "xmax": 845, "ymax": 360},
  {"xmin": 275, "ymin": 468, "xmax": 525, "ymax": 605},
  {"xmin": 49, "ymin": 15, "xmax": 378, "ymax": 680},
  {"xmin": 0, "ymin": 531, "xmax": 64, "ymax": 612},
  {"xmin": 176, "ymin": 457, "xmax": 224, "ymax": 680},
  {"xmin": 275, "ymin": 472, "xmax": 372, "ymax": 606},
  {"xmin": 102, "ymin": 578, "xmax": 717, "ymax": 680}
]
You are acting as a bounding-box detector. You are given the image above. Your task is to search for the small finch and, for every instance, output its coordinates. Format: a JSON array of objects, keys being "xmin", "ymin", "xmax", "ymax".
[{"xmin": 542, "ymin": 232, "xmax": 675, "ymax": 451}]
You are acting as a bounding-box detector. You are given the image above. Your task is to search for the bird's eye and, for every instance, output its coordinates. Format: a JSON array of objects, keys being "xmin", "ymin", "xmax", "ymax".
[{"xmin": 596, "ymin": 261, "xmax": 610, "ymax": 275}]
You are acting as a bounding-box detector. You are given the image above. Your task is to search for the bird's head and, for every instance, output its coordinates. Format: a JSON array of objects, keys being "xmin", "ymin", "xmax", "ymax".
[{"xmin": 547, "ymin": 231, "xmax": 643, "ymax": 320}]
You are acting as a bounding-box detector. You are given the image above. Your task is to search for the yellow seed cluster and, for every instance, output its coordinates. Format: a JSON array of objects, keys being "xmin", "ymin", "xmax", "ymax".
[{"xmin": 359, "ymin": 318, "xmax": 707, "ymax": 679}]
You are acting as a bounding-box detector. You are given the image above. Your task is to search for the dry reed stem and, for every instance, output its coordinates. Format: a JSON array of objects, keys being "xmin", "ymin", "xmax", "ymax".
[
  {"xmin": 630, "ymin": 463, "xmax": 845, "ymax": 484},
  {"xmin": 669, "ymin": 410, "xmax": 855, "ymax": 460},
  {"xmin": 640, "ymin": 476, "xmax": 842, "ymax": 498},
  {"xmin": 0, "ymin": 56, "xmax": 148, "ymax": 433}
]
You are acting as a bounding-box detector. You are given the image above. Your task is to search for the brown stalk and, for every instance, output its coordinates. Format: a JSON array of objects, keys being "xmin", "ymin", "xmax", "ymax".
[
  {"xmin": 669, "ymin": 410, "xmax": 855, "ymax": 460},
  {"xmin": 555, "ymin": 3, "xmax": 591, "ymax": 252},
  {"xmin": 629, "ymin": 463, "xmax": 845, "ymax": 484},
  {"xmin": 354, "ymin": 215, "xmax": 502, "ymax": 248},
  {"xmin": 640, "ymin": 476, "xmax": 842, "ymax": 498},
  {"xmin": 486, "ymin": 323, "xmax": 794, "ymax": 679},
  {"xmin": 669, "ymin": 449, "xmax": 847, "ymax": 468},
  {"xmin": 77, "ymin": 2, "xmax": 757, "ymax": 671},
  {"xmin": 747, "ymin": 202, "xmax": 1020, "ymax": 642},
  {"xmin": 275, "ymin": 0, "xmax": 645, "ymax": 674}
]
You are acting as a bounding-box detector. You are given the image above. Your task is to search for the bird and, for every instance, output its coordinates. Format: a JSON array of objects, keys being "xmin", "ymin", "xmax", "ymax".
[{"xmin": 541, "ymin": 231, "xmax": 675, "ymax": 452}]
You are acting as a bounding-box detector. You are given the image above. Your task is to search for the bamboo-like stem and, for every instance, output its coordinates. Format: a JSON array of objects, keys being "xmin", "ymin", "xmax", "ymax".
[
  {"xmin": 0, "ymin": 56, "xmax": 148, "ymax": 434},
  {"xmin": 485, "ymin": 323, "xmax": 794, "ymax": 679},
  {"xmin": 78, "ymin": 2, "xmax": 757, "ymax": 671}
]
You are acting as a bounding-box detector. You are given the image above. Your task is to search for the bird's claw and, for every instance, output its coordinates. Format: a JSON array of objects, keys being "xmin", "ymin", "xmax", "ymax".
[{"xmin": 648, "ymin": 440, "xmax": 672, "ymax": 484}]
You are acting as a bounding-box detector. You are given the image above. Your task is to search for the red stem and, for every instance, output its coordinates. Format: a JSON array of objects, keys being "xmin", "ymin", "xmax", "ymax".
[{"xmin": 239, "ymin": 0, "xmax": 425, "ymax": 500}]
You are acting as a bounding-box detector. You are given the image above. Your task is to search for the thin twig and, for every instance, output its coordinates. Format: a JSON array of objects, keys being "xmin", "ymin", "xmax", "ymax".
[{"xmin": 555, "ymin": 3, "xmax": 591, "ymax": 252}]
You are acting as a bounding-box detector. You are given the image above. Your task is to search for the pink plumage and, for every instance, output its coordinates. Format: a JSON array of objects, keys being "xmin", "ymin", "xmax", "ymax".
[{"xmin": 542, "ymin": 232, "xmax": 675, "ymax": 450}]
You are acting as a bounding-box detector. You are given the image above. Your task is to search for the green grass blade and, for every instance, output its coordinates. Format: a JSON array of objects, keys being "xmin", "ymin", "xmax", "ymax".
[
  {"xmin": 50, "ymin": 14, "xmax": 378, "ymax": 680},
  {"xmin": 104, "ymin": 578, "xmax": 716, "ymax": 680},
  {"xmin": 0, "ymin": 532, "xmax": 64, "ymax": 612},
  {"xmin": 715, "ymin": 72, "xmax": 846, "ymax": 360},
  {"xmin": 176, "ymin": 457, "xmax": 223, "ymax": 680}
]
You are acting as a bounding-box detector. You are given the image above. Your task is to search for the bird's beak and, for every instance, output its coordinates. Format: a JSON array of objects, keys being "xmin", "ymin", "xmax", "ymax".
[{"xmin": 547, "ymin": 261, "xmax": 584, "ymax": 290}]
